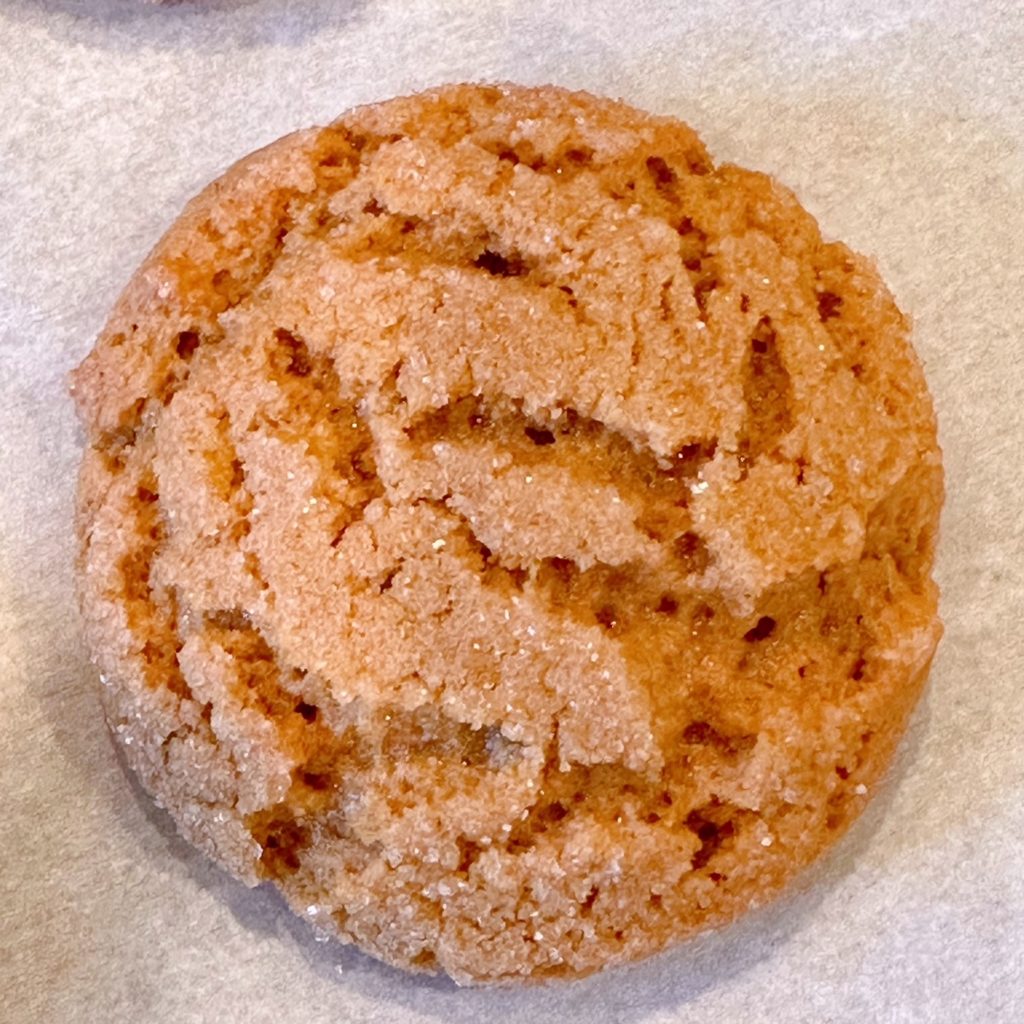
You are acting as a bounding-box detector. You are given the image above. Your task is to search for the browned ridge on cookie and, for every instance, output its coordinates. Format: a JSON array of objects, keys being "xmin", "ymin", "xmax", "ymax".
[{"xmin": 72, "ymin": 83, "xmax": 943, "ymax": 984}]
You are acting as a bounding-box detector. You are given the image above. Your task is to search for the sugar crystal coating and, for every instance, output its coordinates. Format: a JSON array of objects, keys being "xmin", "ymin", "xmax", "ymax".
[{"xmin": 73, "ymin": 84, "xmax": 943, "ymax": 983}]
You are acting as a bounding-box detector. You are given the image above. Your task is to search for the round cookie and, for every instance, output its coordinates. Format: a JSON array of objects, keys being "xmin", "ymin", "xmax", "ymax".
[{"xmin": 72, "ymin": 83, "xmax": 943, "ymax": 984}]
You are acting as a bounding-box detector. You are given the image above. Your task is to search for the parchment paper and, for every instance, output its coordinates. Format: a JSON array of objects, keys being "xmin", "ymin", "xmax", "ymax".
[{"xmin": 2, "ymin": 1, "xmax": 1022, "ymax": 1021}]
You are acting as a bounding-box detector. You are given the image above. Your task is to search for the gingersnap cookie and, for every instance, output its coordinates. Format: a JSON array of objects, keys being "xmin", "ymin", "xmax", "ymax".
[{"xmin": 72, "ymin": 83, "xmax": 943, "ymax": 984}]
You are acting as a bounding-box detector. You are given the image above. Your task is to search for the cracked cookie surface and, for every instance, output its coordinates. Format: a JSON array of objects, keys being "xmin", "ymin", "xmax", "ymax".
[{"xmin": 72, "ymin": 83, "xmax": 943, "ymax": 984}]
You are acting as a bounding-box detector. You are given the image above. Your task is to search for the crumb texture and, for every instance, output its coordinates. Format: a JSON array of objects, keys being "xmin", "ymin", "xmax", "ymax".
[{"xmin": 72, "ymin": 83, "xmax": 942, "ymax": 984}]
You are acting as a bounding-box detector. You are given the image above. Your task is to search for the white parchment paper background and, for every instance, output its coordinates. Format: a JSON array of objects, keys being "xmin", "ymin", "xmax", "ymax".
[{"xmin": 1, "ymin": 1, "xmax": 1022, "ymax": 1021}]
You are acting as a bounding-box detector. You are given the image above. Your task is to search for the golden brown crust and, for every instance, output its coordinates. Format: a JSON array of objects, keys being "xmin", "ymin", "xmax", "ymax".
[{"xmin": 72, "ymin": 83, "xmax": 943, "ymax": 984}]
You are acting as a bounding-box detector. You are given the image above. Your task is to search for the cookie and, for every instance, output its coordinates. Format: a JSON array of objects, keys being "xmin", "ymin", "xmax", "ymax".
[{"xmin": 72, "ymin": 83, "xmax": 943, "ymax": 984}]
